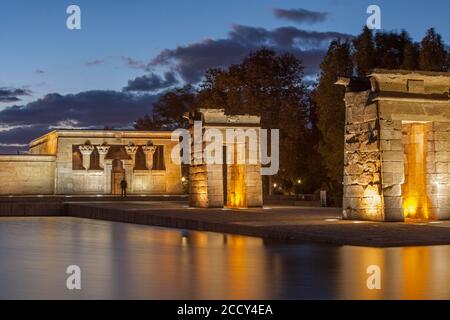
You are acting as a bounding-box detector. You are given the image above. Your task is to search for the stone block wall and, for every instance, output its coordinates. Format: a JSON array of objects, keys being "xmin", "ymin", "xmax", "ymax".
[
  {"xmin": 206, "ymin": 163, "xmax": 225, "ymax": 207},
  {"xmin": 428, "ymin": 122, "xmax": 450, "ymax": 219},
  {"xmin": 343, "ymin": 98, "xmax": 450, "ymax": 221},
  {"xmin": 55, "ymin": 135, "xmax": 182, "ymax": 195},
  {"xmin": 379, "ymin": 119, "xmax": 405, "ymax": 221},
  {"xmin": 162, "ymin": 139, "xmax": 183, "ymax": 194},
  {"xmin": 189, "ymin": 164, "xmax": 210, "ymax": 207},
  {"xmin": 245, "ymin": 164, "xmax": 263, "ymax": 207},
  {"xmin": 27, "ymin": 130, "xmax": 183, "ymax": 195},
  {"xmin": 342, "ymin": 70, "xmax": 450, "ymax": 221},
  {"xmin": 55, "ymin": 137, "xmax": 109, "ymax": 194},
  {"xmin": 29, "ymin": 131, "xmax": 58, "ymax": 155},
  {"xmin": 0, "ymin": 155, "xmax": 56, "ymax": 195},
  {"xmin": 343, "ymin": 91, "xmax": 384, "ymax": 221}
]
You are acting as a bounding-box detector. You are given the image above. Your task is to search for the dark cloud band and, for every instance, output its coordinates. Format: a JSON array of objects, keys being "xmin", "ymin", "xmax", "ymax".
[
  {"xmin": 0, "ymin": 88, "xmax": 32, "ymax": 103},
  {"xmin": 0, "ymin": 90, "xmax": 159, "ymax": 153},
  {"xmin": 273, "ymin": 8, "xmax": 329, "ymax": 24},
  {"xmin": 151, "ymin": 24, "xmax": 352, "ymax": 83},
  {"xmin": 123, "ymin": 72, "xmax": 178, "ymax": 92}
]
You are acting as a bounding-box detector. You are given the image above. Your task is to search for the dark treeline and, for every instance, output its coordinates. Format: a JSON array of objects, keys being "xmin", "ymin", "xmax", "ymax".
[{"xmin": 135, "ymin": 27, "xmax": 450, "ymax": 205}]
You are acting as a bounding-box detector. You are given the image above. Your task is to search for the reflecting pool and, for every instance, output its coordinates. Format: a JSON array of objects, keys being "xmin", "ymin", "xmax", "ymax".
[{"xmin": 0, "ymin": 217, "xmax": 449, "ymax": 299}]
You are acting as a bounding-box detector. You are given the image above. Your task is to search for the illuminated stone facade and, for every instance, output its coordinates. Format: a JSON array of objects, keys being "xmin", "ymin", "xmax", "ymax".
[
  {"xmin": 0, "ymin": 130, "xmax": 182, "ymax": 195},
  {"xmin": 188, "ymin": 109, "xmax": 263, "ymax": 208},
  {"xmin": 340, "ymin": 70, "xmax": 450, "ymax": 221}
]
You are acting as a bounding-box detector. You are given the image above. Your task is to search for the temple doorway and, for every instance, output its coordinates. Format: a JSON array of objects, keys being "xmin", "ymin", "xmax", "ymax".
[
  {"xmin": 111, "ymin": 159, "xmax": 125, "ymax": 195},
  {"xmin": 402, "ymin": 122, "xmax": 431, "ymax": 221},
  {"xmin": 224, "ymin": 144, "xmax": 248, "ymax": 208}
]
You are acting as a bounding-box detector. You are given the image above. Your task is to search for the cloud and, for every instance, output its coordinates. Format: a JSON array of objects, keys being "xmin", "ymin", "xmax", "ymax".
[
  {"xmin": 123, "ymin": 71, "xmax": 178, "ymax": 92},
  {"xmin": 273, "ymin": 8, "xmax": 329, "ymax": 24},
  {"xmin": 0, "ymin": 124, "xmax": 34, "ymax": 132},
  {"xmin": 48, "ymin": 119, "xmax": 96, "ymax": 130},
  {"xmin": 0, "ymin": 142, "xmax": 28, "ymax": 154},
  {"xmin": 121, "ymin": 56, "xmax": 149, "ymax": 70},
  {"xmin": 0, "ymin": 143, "xmax": 28, "ymax": 147},
  {"xmin": 151, "ymin": 24, "xmax": 352, "ymax": 83},
  {"xmin": 0, "ymin": 87, "xmax": 32, "ymax": 103},
  {"xmin": 85, "ymin": 59, "xmax": 105, "ymax": 67},
  {"xmin": 0, "ymin": 90, "xmax": 159, "ymax": 153}
]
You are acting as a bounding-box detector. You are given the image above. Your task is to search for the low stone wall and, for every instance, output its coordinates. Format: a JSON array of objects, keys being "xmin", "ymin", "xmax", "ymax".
[
  {"xmin": 0, "ymin": 155, "xmax": 56, "ymax": 195},
  {"xmin": 0, "ymin": 195, "xmax": 188, "ymax": 216},
  {"xmin": 264, "ymin": 199, "xmax": 321, "ymax": 207},
  {"xmin": 0, "ymin": 202, "xmax": 65, "ymax": 216}
]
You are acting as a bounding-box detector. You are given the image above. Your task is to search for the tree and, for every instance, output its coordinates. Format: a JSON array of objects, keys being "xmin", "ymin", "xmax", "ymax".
[
  {"xmin": 448, "ymin": 49, "xmax": 450, "ymax": 71},
  {"xmin": 134, "ymin": 114, "xmax": 163, "ymax": 131},
  {"xmin": 374, "ymin": 30, "xmax": 413, "ymax": 70},
  {"xmin": 419, "ymin": 28, "xmax": 448, "ymax": 71},
  {"xmin": 352, "ymin": 27, "xmax": 422, "ymax": 73},
  {"xmin": 314, "ymin": 40, "xmax": 353, "ymax": 205},
  {"xmin": 402, "ymin": 42, "xmax": 420, "ymax": 70},
  {"xmin": 134, "ymin": 85, "xmax": 196, "ymax": 130},
  {"xmin": 352, "ymin": 26, "xmax": 375, "ymax": 76},
  {"xmin": 297, "ymin": 93, "xmax": 327, "ymax": 194},
  {"xmin": 197, "ymin": 48, "xmax": 311, "ymax": 184}
]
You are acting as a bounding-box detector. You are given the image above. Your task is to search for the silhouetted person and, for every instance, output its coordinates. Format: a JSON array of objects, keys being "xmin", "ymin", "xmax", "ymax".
[{"xmin": 120, "ymin": 177, "xmax": 128, "ymax": 198}]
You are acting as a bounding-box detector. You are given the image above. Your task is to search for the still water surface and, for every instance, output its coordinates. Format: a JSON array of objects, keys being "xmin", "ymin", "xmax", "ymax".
[{"xmin": 0, "ymin": 217, "xmax": 449, "ymax": 299}]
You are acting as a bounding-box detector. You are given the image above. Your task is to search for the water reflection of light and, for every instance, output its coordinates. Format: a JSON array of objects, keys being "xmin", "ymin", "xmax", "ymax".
[
  {"xmin": 4, "ymin": 218, "xmax": 450, "ymax": 299},
  {"xmin": 401, "ymin": 247, "xmax": 430, "ymax": 299},
  {"xmin": 339, "ymin": 247, "xmax": 386, "ymax": 300},
  {"xmin": 338, "ymin": 245, "xmax": 450, "ymax": 300}
]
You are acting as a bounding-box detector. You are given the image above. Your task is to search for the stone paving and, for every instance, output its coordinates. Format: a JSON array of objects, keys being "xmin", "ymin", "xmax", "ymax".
[{"xmin": 66, "ymin": 201, "xmax": 450, "ymax": 248}]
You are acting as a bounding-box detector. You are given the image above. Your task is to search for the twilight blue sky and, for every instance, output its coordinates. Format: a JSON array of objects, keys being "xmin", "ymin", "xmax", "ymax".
[{"xmin": 0, "ymin": 0, "xmax": 449, "ymax": 152}]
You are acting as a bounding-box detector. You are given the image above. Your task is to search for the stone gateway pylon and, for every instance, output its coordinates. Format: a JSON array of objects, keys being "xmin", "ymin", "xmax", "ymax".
[
  {"xmin": 187, "ymin": 109, "xmax": 263, "ymax": 208},
  {"xmin": 338, "ymin": 69, "xmax": 450, "ymax": 222}
]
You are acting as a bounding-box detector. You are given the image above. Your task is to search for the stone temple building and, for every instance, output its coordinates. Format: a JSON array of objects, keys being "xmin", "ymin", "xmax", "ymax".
[
  {"xmin": 187, "ymin": 109, "xmax": 263, "ymax": 208},
  {"xmin": 339, "ymin": 69, "xmax": 450, "ymax": 222},
  {"xmin": 0, "ymin": 130, "xmax": 182, "ymax": 196}
]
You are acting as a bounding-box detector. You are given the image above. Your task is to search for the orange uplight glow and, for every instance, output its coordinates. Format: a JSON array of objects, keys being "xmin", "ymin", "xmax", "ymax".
[
  {"xmin": 362, "ymin": 185, "xmax": 382, "ymax": 217},
  {"xmin": 228, "ymin": 144, "xmax": 247, "ymax": 208},
  {"xmin": 402, "ymin": 123, "xmax": 431, "ymax": 220}
]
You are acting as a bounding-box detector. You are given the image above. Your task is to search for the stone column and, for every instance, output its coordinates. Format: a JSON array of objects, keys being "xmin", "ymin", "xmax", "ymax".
[
  {"xmin": 142, "ymin": 145, "xmax": 157, "ymax": 170},
  {"xmin": 97, "ymin": 145, "xmax": 110, "ymax": 169},
  {"xmin": 79, "ymin": 145, "xmax": 95, "ymax": 170},
  {"xmin": 104, "ymin": 159, "xmax": 113, "ymax": 194},
  {"xmin": 125, "ymin": 145, "xmax": 139, "ymax": 169}
]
